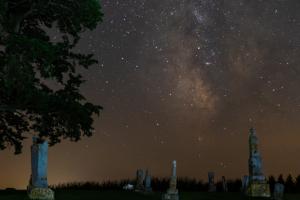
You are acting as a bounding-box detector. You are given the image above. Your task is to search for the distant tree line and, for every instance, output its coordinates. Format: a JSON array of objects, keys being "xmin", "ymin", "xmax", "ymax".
[{"xmin": 50, "ymin": 174, "xmax": 300, "ymax": 193}]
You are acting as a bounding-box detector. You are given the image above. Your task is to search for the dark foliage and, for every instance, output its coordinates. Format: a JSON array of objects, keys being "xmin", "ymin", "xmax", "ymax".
[
  {"xmin": 51, "ymin": 180, "xmax": 133, "ymax": 191},
  {"xmin": 278, "ymin": 174, "xmax": 285, "ymax": 184},
  {"xmin": 268, "ymin": 175, "xmax": 276, "ymax": 194},
  {"xmin": 0, "ymin": 0, "xmax": 103, "ymax": 153},
  {"xmin": 51, "ymin": 177, "xmax": 239, "ymax": 192},
  {"xmin": 285, "ymin": 174, "xmax": 296, "ymax": 193},
  {"xmin": 51, "ymin": 175, "xmax": 300, "ymax": 194}
]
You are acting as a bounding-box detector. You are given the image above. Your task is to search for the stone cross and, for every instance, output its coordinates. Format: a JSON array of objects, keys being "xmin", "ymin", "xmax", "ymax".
[
  {"xmin": 30, "ymin": 137, "xmax": 48, "ymax": 188},
  {"xmin": 273, "ymin": 183, "xmax": 284, "ymax": 200},
  {"xmin": 208, "ymin": 172, "xmax": 216, "ymax": 192}
]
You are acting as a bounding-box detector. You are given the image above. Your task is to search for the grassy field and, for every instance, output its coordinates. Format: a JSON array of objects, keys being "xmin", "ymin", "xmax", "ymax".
[{"xmin": 0, "ymin": 190, "xmax": 300, "ymax": 200}]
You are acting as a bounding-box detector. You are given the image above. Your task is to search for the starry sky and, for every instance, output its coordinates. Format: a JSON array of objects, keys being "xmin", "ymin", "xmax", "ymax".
[{"xmin": 0, "ymin": 0, "xmax": 300, "ymax": 189}]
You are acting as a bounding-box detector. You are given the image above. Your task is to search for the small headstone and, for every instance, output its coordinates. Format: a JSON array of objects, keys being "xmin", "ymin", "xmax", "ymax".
[
  {"xmin": 144, "ymin": 170, "xmax": 152, "ymax": 192},
  {"xmin": 273, "ymin": 183, "xmax": 284, "ymax": 200},
  {"xmin": 27, "ymin": 137, "xmax": 54, "ymax": 200},
  {"xmin": 123, "ymin": 184, "xmax": 134, "ymax": 190},
  {"xmin": 242, "ymin": 175, "xmax": 249, "ymax": 194},
  {"xmin": 222, "ymin": 176, "xmax": 228, "ymax": 192},
  {"xmin": 162, "ymin": 160, "xmax": 179, "ymax": 200},
  {"xmin": 135, "ymin": 169, "xmax": 145, "ymax": 191},
  {"xmin": 208, "ymin": 172, "xmax": 216, "ymax": 192}
]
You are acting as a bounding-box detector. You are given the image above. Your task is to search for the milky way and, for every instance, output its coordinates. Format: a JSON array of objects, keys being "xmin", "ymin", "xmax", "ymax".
[{"xmin": 0, "ymin": 0, "xmax": 299, "ymax": 189}]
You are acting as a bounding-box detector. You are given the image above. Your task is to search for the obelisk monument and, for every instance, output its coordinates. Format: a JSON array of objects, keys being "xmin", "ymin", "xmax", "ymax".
[
  {"xmin": 246, "ymin": 128, "xmax": 270, "ymax": 197},
  {"xmin": 162, "ymin": 160, "xmax": 179, "ymax": 200}
]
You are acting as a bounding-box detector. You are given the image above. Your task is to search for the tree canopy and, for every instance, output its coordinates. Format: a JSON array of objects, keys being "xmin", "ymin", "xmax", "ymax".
[{"xmin": 0, "ymin": 0, "xmax": 103, "ymax": 154}]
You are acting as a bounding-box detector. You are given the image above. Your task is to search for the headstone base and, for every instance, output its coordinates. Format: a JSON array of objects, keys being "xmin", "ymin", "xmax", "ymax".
[
  {"xmin": 162, "ymin": 193, "xmax": 179, "ymax": 200},
  {"xmin": 134, "ymin": 187, "xmax": 145, "ymax": 193},
  {"xmin": 247, "ymin": 182, "xmax": 271, "ymax": 198},
  {"xmin": 144, "ymin": 188, "xmax": 152, "ymax": 192},
  {"xmin": 28, "ymin": 187, "xmax": 55, "ymax": 200},
  {"xmin": 208, "ymin": 185, "xmax": 217, "ymax": 192}
]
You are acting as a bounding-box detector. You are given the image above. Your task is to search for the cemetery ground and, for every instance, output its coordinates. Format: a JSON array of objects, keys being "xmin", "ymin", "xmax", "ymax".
[{"xmin": 1, "ymin": 190, "xmax": 300, "ymax": 200}]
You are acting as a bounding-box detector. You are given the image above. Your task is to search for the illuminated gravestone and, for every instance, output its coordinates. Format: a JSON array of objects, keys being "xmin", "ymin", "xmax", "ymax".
[
  {"xmin": 208, "ymin": 172, "xmax": 216, "ymax": 192},
  {"xmin": 246, "ymin": 128, "xmax": 271, "ymax": 197},
  {"xmin": 27, "ymin": 137, "xmax": 54, "ymax": 200},
  {"xmin": 222, "ymin": 176, "xmax": 228, "ymax": 192},
  {"xmin": 162, "ymin": 160, "xmax": 179, "ymax": 200},
  {"xmin": 144, "ymin": 169, "xmax": 152, "ymax": 192},
  {"xmin": 135, "ymin": 169, "xmax": 145, "ymax": 192},
  {"xmin": 273, "ymin": 183, "xmax": 284, "ymax": 200}
]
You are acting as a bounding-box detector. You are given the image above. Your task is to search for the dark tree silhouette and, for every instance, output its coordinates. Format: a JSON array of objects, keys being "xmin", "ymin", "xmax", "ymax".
[
  {"xmin": 295, "ymin": 175, "xmax": 300, "ymax": 192},
  {"xmin": 278, "ymin": 174, "xmax": 285, "ymax": 185},
  {"xmin": 0, "ymin": 0, "xmax": 103, "ymax": 153},
  {"xmin": 285, "ymin": 174, "xmax": 295, "ymax": 193},
  {"xmin": 268, "ymin": 175, "xmax": 276, "ymax": 194}
]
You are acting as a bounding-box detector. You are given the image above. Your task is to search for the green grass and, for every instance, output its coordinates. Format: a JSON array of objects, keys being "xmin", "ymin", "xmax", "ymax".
[{"xmin": 0, "ymin": 190, "xmax": 299, "ymax": 200}]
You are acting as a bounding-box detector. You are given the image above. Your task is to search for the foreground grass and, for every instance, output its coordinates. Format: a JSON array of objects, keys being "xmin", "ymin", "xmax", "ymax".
[{"xmin": 0, "ymin": 190, "xmax": 300, "ymax": 200}]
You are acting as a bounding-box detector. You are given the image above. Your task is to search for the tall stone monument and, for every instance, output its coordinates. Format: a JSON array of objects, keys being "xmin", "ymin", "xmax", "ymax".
[
  {"xmin": 27, "ymin": 137, "xmax": 54, "ymax": 200},
  {"xmin": 135, "ymin": 169, "xmax": 145, "ymax": 192},
  {"xmin": 144, "ymin": 169, "xmax": 152, "ymax": 192},
  {"xmin": 208, "ymin": 172, "xmax": 216, "ymax": 192},
  {"xmin": 162, "ymin": 160, "xmax": 179, "ymax": 200},
  {"xmin": 246, "ymin": 128, "xmax": 270, "ymax": 197}
]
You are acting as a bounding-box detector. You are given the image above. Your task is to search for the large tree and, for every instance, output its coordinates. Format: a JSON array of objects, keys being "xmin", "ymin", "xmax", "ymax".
[{"xmin": 0, "ymin": 0, "xmax": 103, "ymax": 154}]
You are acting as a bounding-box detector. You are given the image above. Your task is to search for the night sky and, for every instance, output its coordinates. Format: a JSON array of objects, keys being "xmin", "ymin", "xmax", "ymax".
[{"xmin": 1, "ymin": 0, "xmax": 300, "ymax": 189}]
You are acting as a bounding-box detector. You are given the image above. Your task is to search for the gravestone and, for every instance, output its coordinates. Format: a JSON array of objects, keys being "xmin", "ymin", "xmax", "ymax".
[
  {"xmin": 273, "ymin": 183, "xmax": 284, "ymax": 200},
  {"xmin": 208, "ymin": 172, "xmax": 216, "ymax": 192},
  {"xmin": 246, "ymin": 128, "xmax": 271, "ymax": 197},
  {"xmin": 135, "ymin": 169, "xmax": 145, "ymax": 192},
  {"xmin": 241, "ymin": 175, "xmax": 249, "ymax": 194},
  {"xmin": 27, "ymin": 137, "xmax": 54, "ymax": 200},
  {"xmin": 222, "ymin": 176, "xmax": 228, "ymax": 192},
  {"xmin": 144, "ymin": 169, "xmax": 152, "ymax": 192},
  {"xmin": 162, "ymin": 160, "xmax": 179, "ymax": 200}
]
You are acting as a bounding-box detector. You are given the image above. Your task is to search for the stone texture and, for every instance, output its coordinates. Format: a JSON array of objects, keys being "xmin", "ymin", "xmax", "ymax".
[
  {"xmin": 222, "ymin": 176, "xmax": 228, "ymax": 192},
  {"xmin": 135, "ymin": 169, "xmax": 145, "ymax": 191},
  {"xmin": 27, "ymin": 185, "xmax": 54, "ymax": 200},
  {"xmin": 31, "ymin": 137, "xmax": 48, "ymax": 188},
  {"xmin": 241, "ymin": 175, "xmax": 249, "ymax": 194},
  {"xmin": 145, "ymin": 170, "xmax": 152, "ymax": 192},
  {"xmin": 273, "ymin": 183, "xmax": 284, "ymax": 200},
  {"xmin": 28, "ymin": 137, "xmax": 55, "ymax": 200},
  {"xmin": 208, "ymin": 172, "xmax": 216, "ymax": 192},
  {"xmin": 162, "ymin": 160, "xmax": 179, "ymax": 200},
  {"xmin": 246, "ymin": 128, "xmax": 270, "ymax": 197}
]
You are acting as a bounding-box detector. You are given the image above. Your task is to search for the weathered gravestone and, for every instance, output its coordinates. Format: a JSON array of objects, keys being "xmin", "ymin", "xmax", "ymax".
[
  {"xmin": 222, "ymin": 176, "xmax": 228, "ymax": 192},
  {"xmin": 144, "ymin": 169, "xmax": 152, "ymax": 192},
  {"xmin": 27, "ymin": 137, "xmax": 54, "ymax": 200},
  {"xmin": 273, "ymin": 183, "xmax": 284, "ymax": 200},
  {"xmin": 135, "ymin": 169, "xmax": 145, "ymax": 191},
  {"xmin": 162, "ymin": 160, "xmax": 179, "ymax": 200},
  {"xmin": 246, "ymin": 128, "xmax": 271, "ymax": 197},
  {"xmin": 241, "ymin": 175, "xmax": 249, "ymax": 194},
  {"xmin": 208, "ymin": 172, "xmax": 216, "ymax": 192}
]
